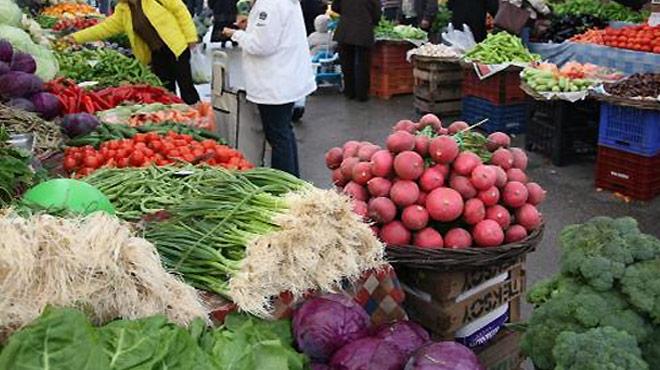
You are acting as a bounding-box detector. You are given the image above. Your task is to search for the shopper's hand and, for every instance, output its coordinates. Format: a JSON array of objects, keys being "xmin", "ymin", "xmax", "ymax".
[
  {"xmin": 222, "ymin": 27, "xmax": 236, "ymax": 38},
  {"xmin": 236, "ymin": 15, "xmax": 248, "ymax": 30},
  {"xmin": 420, "ymin": 19, "xmax": 431, "ymax": 30}
]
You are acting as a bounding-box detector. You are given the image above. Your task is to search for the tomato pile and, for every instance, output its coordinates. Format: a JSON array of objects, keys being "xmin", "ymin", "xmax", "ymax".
[
  {"xmin": 63, "ymin": 131, "xmax": 253, "ymax": 176},
  {"xmin": 52, "ymin": 17, "xmax": 100, "ymax": 32},
  {"xmin": 572, "ymin": 25, "xmax": 660, "ymax": 53}
]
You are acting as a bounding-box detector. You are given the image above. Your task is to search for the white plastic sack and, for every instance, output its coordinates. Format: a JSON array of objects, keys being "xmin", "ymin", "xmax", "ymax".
[
  {"xmin": 441, "ymin": 23, "xmax": 477, "ymax": 54},
  {"xmin": 191, "ymin": 46, "xmax": 212, "ymax": 84}
]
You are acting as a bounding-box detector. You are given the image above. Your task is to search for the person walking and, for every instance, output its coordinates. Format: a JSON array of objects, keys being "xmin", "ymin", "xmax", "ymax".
[
  {"xmin": 400, "ymin": 0, "xmax": 437, "ymax": 30},
  {"xmin": 447, "ymin": 0, "xmax": 499, "ymax": 42},
  {"xmin": 209, "ymin": 0, "xmax": 238, "ymax": 43},
  {"xmin": 222, "ymin": 0, "xmax": 316, "ymax": 177},
  {"xmin": 68, "ymin": 0, "xmax": 201, "ymax": 104},
  {"xmin": 332, "ymin": 0, "xmax": 381, "ymax": 102}
]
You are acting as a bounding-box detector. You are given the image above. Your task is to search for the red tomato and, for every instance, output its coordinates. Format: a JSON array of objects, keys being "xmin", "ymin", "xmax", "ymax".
[
  {"xmin": 174, "ymin": 139, "xmax": 187, "ymax": 147},
  {"xmin": 142, "ymin": 148, "xmax": 155, "ymax": 157},
  {"xmin": 116, "ymin": 157, "xmax": 130, "ymax": 168},
  {"xmin": 84, "ymin": 155, "xmax": 101, "ymax": 169},
  {"xmin": 133, "ymin": 133, "xmax": 147, "ymax": 143},
  {"xmin": 201, "ymin": 140, "xmax": 216, "ymax": 149},
  {"xmin": 192, "ymin": 149, "xmax": 205, "ymax": 157},
  {"xmin": 162, "ymin": 142, "xmax": 176, "ymax": 152},
  {"xmin": 116, "ymin": 148, "xmax": 129, "ymax": 158},
  {"xmin": 168, "ymin": 149, "xmax": 181, "ymax": 158},
  {"xmin": 130, "ymin": 151, "xmax": 146, "ymax": 166},
  {"xmin": 135, "ymin": 142, "xmax": 147, "ymax": 150},
  {"xmin": 148, "ymin": 140, "xmax": 164, "ymax": 152},
  {"xmin": 182, "ymin": 154, "xmax": 195, "ymax": 162},
  {"xmin": 145, "ymin": 132, "xmax": 160, "ymax": 142},
  {"xmin": 63, "ymin": 157, "xmax": 78, "ymax": 172}
]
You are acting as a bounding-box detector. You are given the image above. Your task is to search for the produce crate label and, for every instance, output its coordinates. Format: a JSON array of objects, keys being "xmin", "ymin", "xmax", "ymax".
[{"xmin": 461, "ymin": 275, "xmax": 523, "ymax": 324}]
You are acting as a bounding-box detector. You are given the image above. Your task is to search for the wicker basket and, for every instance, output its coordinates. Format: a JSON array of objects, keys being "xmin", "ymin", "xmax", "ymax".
[{"xmin": 385, "ymin": 224, "xmax": 544, "ymax": 271}]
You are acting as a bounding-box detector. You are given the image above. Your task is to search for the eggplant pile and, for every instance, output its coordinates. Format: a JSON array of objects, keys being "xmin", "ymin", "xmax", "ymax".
[{"xmin": 534, "ymin": 14, "xmax": 607, "ymax": 43}]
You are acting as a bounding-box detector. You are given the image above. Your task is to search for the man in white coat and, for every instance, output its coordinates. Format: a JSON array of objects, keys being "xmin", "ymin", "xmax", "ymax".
[{"xmin": 222, "ymin": 0, "xmax": 316, "ymax": 177}]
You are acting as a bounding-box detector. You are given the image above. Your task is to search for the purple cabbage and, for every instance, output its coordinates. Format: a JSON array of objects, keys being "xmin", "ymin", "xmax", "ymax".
[
  {"xmin": 0, "ymin": 61, "xmax": 9, "ymax": 75},
  {"xmin": 310, "ymin": 364, "xmax": 330, "ymax": 370},
  {"xmin": 60, "ymin": 113, "xmax": 99, "ymax": 138},
  {"xmin": 0, "ymin": 71, "xmax": 43, "ymax": 98},
  {"xmin": 31, "ymin": 92, "xmax": 61, "ymax": 119},
  {"xmin": 0, "ymin": 40, "xmax": 12, "ymax": 63},
  {"xmin": 10, "ymin": 52, "xmax": 36, "ymax": 74},
  {"xmin": 330, "ymin": 337, "xmax": 406, "ymax": 370},
  {"xmin": 292, "ymin": 294, "xmax": 371, "ymax": 362},
  {"xmin": 404, "ymin": 342, "xmax": 484, "ymax": 370},
  {"xmin": 8, "ymin": 97, "xmax": 36, "ymax": 112},
  {"xmin": 374, "ymin": 321, "xmax": 430, "ymax": 357}
]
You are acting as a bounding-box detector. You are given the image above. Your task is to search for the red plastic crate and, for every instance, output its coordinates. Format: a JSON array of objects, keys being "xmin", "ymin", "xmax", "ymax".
[
  {"xmin": 371, "ymin": 41, "xmax": 414, "ymax": 71},
  {"xmin": 595, "ymin": 146, "xmax": 660, "ymax": 201},
  {"xmin": 370, "ymin": 65, "xmax": 414, "ymax": 99},
  {"xmin": 462, "ymin": 69, "xmax": 525, "ymax": 105}
]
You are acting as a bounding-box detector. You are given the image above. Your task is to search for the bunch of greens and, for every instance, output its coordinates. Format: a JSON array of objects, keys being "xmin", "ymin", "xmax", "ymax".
[
  {"xmin": 522, "ymin": 217, "xmax": 660, "ymax": 370},
  {"xmin": 0, "ymin": 307, "xmax": 307, "ymax": 370},
  {"xmin": 552, "ymin": 0, "xmax": 649, "ymax": 23},
  {"xmin": 465, "ymin": 31, "xmax": 540, "ymax": 64},
  {"xmin": 375, "ymin": 18, "xmax": 427, "ymax": 40},
  {"xmin": 0, "ymin": 127, "xmax": 38, "ymax": 207},
  {"xmin": 431, "ymin": 4, "xmax": 452, "ymax": 33},
  {"xmin": 56, "ymin": 49, "xmax": 161, "ymax": 88}
]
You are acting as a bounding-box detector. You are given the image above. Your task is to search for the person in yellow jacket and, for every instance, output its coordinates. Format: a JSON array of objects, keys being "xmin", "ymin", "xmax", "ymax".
[{"xmin": 67, "ymin": 0, "xmax": 201, "ymax": 104}]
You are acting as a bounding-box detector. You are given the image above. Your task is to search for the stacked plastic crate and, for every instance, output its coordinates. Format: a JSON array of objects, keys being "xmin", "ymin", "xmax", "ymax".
[
  {"xmin": 596, "ymin": 103, "xmax": 660, "ymax": 200},
  {"xmin": 370, "ymin": 41, "xmax": 415, "ymax": 99},
  {"xmin": 461, "ymin": 69, "xmax": 528, "ymax": 134}
]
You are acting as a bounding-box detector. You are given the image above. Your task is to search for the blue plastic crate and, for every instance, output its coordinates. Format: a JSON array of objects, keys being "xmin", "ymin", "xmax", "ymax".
[
  {"xmin": 462, "ymin": 96, "xmax": 528, "ymax": 134},
  {"xmin": 598, "ymin": 103, "xmax": 660, "ymax": 157}
]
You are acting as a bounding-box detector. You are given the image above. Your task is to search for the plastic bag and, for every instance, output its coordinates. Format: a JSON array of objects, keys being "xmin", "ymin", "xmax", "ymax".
[
  {"xmin": 191, "ymin": 46, "xmax": 211, "ymax": 84},
  {"xmin": 441, "ymin": 23, "xmax": 476, "ymax": 54}
]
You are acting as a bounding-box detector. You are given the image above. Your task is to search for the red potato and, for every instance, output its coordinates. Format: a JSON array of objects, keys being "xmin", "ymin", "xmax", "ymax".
[
  {"xmin": 516, "ymin": 204, "xmax": 542, "ymax": 231},
  {"xmin": 526, "ymin": 182, "xmax": 547, "ymax": 205},
  {"xmin": 342, "ymin": 141, "xmax": 361, "ymax": 158},
  {"xmin": 402, "ymin": 205, "xmax": 429, "ymax": 231},
  {"xmin": 394, "ymin": 151, "xmax": 425, "ymax": 180},
  {"xmin": 358, "ymin": 145, "xmax": 380, "ymax": 161},
  {"xmin": 392, "ymin": 119, "xmax": 417, "ymax": 133},
  {"xmin": 444, "ymin": 228, "xmax": 472, "ymax": 249},
  {"xmin": 370, "ymin": 150, "xmax": 394, "ymax": 178},
  {"xmin": 506, "ymin": 168, "xmax": 528, "ymax": 183},
  {"xmin": 352, "ymin": 200, "xmax": 368, "ymax": 219},
  {"xmin": 486, "ymin": 205, "xmax": 511, "ymax": 229},
  {"xmin": 390, "ymin": 180, "xmax": 420, "ymax": 207},
  {"xmin": 426, "ymin": 187, "xmax": 464, "ymax": 222},
  {"xmin": 419, "ymin": 167, "xmax": 445, "ymax": 192},
  {"xmin": 478, "ymin": 186, "xmax": 500, "ymax": 206},
  {"xmin": 416, "ymin": 191, "xmax": 427, "ymax": 206},
  {"xmin": 490, "ymin": 148, "xmax": 514, "ymax": 170},
  {"xmin": 470, "ymin": 165, "xmax": 497, "ymax": 190},
  {"xmin": 340, "ymin": 157, "xmax": 360, "ymax": 179},
  {"xmin": 453, "ymin": 152, "xmax": 482, "ymax": 176},
  {"xmin": 432, "ymin": 164, "xmax": 450, "ymax": 179},
  {"xmin": 414, "ymin": 135, "xmax": 430, "ymax": 156},
  {"xmin": 428, "ymin": 136, "xmax": 459, "ymax": 164},
  {"xmin": 448, "ymin": 121, "xmax": 469, "ymax": 134},
  {"xmin": 473, "ymin": 220, "xmax": 505, "ymax": 248},
  {"xmin": 325, "ymin": 147, "xmax": 343, "ymax": 169},
  {"xmin": 368, "ymin": 197, "xmax": 397, "ymax": 224},
  {"xmin": 414, "ymin": 227, "xmax": 444, "ymax": 249},
  {"xmin": 503, "ymin": 181, "xmax": 529, "ymax": 208},
  {"xmin": 380, "ymin": 221, "xmax": 412, "ymax": 245},
  {"xmin": 343, "ymin": 181, "xmax": 369, "ymax": 202},
  {"xmin": 510, "ymin": 147, "xmax": 528, "ymax": 170},
  {"xmin": 486, "ymin": 132, "xmax": 511, "ymax": 152},
  {"xmin": 449, "ymin": 175, "xmax": 478, "ymax": 200},
  {"xmin": 491, "ymin": 165, "xmax": 508, "ymax": 188},
  {"xmin": 418, "ymin": 113, "xmax": 441, "ymax": 129},
  {"xmin": 463, "ymin": 198, "xmax": 486, "ymax": 225},
  {"xmin": 367, "ymin": 177, "xmax": 392, "ymax": 197},
  {"xmin": 386, "ymin": 131, "xmax": 416, "ymax": 153},
  {"xmin": 332, "ymin": 168, "xmax": 348, "ymax": 187},
  {"xmin": 352, "ymin": 162, "xmax": 373, "ymax": 185},
  {"xmin": 505, "ymin": 224, "xmax": 528, "ymax": 243}
]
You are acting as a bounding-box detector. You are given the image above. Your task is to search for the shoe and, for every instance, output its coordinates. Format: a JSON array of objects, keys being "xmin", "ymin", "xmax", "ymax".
[{"xmin": 292, "ymin": 107, "xmax": 305, "ymax": 122}]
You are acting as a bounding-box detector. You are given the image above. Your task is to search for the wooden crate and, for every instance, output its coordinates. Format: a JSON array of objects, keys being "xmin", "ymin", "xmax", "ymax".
[
  {"xmin": 399, "ymin": 257, "xmax": 526, "ymax": 338},
  {"xmin": 477, "ymin": 330, "xmax": 524, "ymax": 370},
  {"xmin": 371, "ymin": 41, "xmax": 414, "ymax": 71},
  {"xmin": 370, "ymin": 65, "xmax": 414, "ymax": 99},
  {"xmin": 413, "ymin": 57, "xmax": 463, "ymax": 116}
]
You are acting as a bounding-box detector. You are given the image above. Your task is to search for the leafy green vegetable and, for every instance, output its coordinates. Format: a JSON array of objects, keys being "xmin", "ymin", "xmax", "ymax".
[
  {"xmin": 431, "ymin": 4, "xmax": 452, "ymax": 33},
  {"xmin": 552, "ymin": 0, "xmax": 650, "ymax": 23},
  {"xmin": 0, "ymin": 127, "xmax": 38, "ymax": 206},
  {"xmin": 553, "ymin": 327, "xmax": 649, "ymax": 370},
  {"xmin": 621, "ymin": 258, "xmax": 660, "ymax": 324},
  {"xmin": 375, "ymin": 18, "xmax": 427, "ymax": 40},
  {"xmin": 0, "ymin": 0, "xmax": 22, "ymax": 27},
  {"xmin": 465, "ymin": 31, "xmax": 540, "ymax": 64},
  {"xmin": 0, "ymin": 24, "xmax": 59, "ymax": 81}
]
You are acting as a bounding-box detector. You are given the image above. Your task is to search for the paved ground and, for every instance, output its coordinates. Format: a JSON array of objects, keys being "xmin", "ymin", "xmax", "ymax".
[{"xmin": 294, "ymin": 92, "xmax": 660, "ymax": 318}]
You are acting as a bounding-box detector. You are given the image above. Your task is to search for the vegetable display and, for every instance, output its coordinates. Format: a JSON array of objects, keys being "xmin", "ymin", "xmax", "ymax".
[
  {"xmin": 0, "ymin": 104, "xmax": 63, "ymax": 158},
  {"xmin": 40, "ymin": 3, "xmax": 99, "ymax": 18},
  {"xmin": 0, "ymin": 127, "xmax": 37, "ymax": 206},
  {"xmin": 533, "ymin": 14, "xmax": 607, "ymax": 43},
  {"xmin": 465, "ymin": 32, "xmax": 540, "ymax": 64},
  {"xmin": 522, "ymin": 217, "xmax": 660, "ymax": 370},
  {"xmin": 0, "ymin": 211, "xmax": 208, "ymax": 337},
  {"xmin": 56, "ymin": 48, "xmax": 162, "ymax": 87},
  {"xmin": 409, "ymin": 43, "xmax": 460, "ymax": 59},
  {"xmin": 603, "ymin": 73, "xmax": 660, "ymax": 99},
  {"xmin": 52, "ymin": 15, "xmax": 100, "ymax": 32},
  {"xmin": 551, "ymin": 0, "xmax": 650, "ymax": 23},
  {"xmin": 0, "ymin": 307, "xmax": 307, "ymax": 370},
  {"xmin": 522, "ymin": 62, "xmax": 622, "ymax": 93},
  {"xmin": 96, "ymin": 102, "xmax": 215, "ymax": 131},
  {"xmin": 325, "ymin": 114, "xmax": 545, "ymax": 249},
  {"xmin": 0, "ymin": 26, "xmax": 59, "ymax": 81},
  {"xmin": 571, "ymin": 25, "xmax": 660, "ymax": 54},
  {"xmin": 62, "ymin": 131, "xmax": 252, "ymax": 176},
  {"xmin": 431, "ymin": 3, "xmax": 452, "ymax": 33},
  {"xmin": 375, "ymin": 18, "xmax": 427, "ymax": 41}
]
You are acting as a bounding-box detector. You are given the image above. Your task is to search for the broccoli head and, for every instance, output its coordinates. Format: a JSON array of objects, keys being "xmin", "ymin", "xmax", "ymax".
[
  {"xmin": 521, "ymin": 278, "xmax": 652, "ymax": 370},
  {"xmin": 621, "ymin": 258, "xmax": 660, "ymax": 324},
  {"xmin": 559, "ymin": 217, "xmax": 660, "ymax": 291},
  {"xmin": 553, "ymin": 327, "xmax": 649, "ymax": 370},
  {"xmin": 641, "ymin": 328, "xmax": 660, "ymax": 370}
]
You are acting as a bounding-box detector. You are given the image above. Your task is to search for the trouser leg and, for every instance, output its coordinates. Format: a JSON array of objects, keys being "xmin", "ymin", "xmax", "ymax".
[{"xmin": 257, "ymin": 103, "xmax": 299, "ymax": 177}]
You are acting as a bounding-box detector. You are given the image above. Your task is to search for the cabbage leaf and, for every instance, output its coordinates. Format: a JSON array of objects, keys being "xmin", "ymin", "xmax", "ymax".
[
  {"xmin": 0, "ymin": 0, "xmax": 22, "ymax": 27},
  {"xmin": 0, "ymin": 24, "xmax": 58, "ymax": 81}
]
